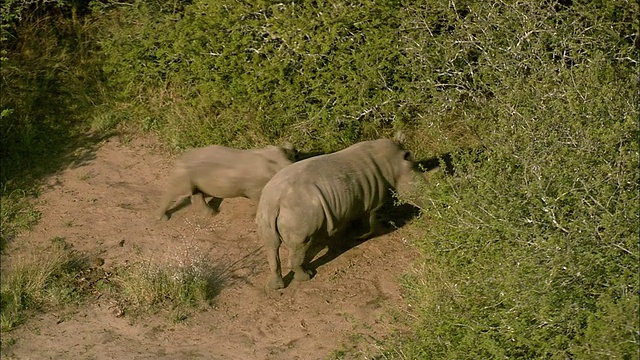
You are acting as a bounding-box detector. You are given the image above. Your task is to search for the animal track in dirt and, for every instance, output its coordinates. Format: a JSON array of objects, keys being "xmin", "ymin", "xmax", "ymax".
[{"xmin": 2, "ymin": 135, "xmax": 421, "ymax": 360}]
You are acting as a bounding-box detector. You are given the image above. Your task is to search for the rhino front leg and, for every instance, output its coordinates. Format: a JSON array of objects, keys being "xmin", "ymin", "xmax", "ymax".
[
  {"xmin": 157, "ymin": 173, "xmax": 192, "ymax": 220},
  {"xmin": 288, "ymin": 240, "xmax": 313, "ymax": 282},
  {"xmin": 191, "ymin": 192, "xmax": 221, "ymax": 215}
]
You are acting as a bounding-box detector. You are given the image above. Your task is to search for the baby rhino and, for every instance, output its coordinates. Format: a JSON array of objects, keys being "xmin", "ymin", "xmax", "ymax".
[
  {"xmin": 158, "ymin": 143, "xmax": 295, "ymax": 220},
  {"xmin": 256, "ymin": 139, "xmax": 419, "ymax": 289}
]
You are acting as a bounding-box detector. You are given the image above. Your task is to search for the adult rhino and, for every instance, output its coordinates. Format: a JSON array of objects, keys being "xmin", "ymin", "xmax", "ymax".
[
  {"xmin": 256, "ymin": 138, "xmax": 421, "ymax": 289},
  {"xmin": 158, "ymin": 143, "xmax": 296, "ymax": 220}
]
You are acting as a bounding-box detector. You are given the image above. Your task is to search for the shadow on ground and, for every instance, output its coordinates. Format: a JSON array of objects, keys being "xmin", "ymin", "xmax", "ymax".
[
  {"xmin": 208, "ymin": 246, "xmax": 266, "ymax": 293},
  {"xmin": 277, "ymin": 151, "xmax": 464, "ymax": 287},
  {"xmin": 0, "ymin": 17, "xmax": 114, "ymax": 252},
  {"xmin": 296, "ymin": 196, "xmax": 421, "ymax": 285}
]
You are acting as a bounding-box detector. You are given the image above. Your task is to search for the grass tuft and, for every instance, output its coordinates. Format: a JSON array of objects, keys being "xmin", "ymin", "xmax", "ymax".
[
  {"xmin": 0, "ymin": 245, "xmax": 90, "ymax": 332},
  {"xmin": 112, "ymin": 238, "xmax": 224, "ymax": 321},
  {"xmin": 0, "ymin": 188, "xmax": 41, "ymax": 252}
]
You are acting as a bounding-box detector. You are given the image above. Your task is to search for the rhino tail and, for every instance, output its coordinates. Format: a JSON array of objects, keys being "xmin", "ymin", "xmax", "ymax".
[
  {"xmin": 257, "ymin": 199, "xmax": 280, "ymax": 241},
  {"xmin": 258, "ymin": 202, "xmax": 285, "ymax": 289}
]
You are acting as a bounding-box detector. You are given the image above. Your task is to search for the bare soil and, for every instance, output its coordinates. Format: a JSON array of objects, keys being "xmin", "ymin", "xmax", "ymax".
[{"xmin": 1, "ymin": 135, "xmax": 421, "ymax": 360}]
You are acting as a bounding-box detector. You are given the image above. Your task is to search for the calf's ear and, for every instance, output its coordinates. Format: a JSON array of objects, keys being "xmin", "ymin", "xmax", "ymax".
[
  {"xmin": 282, "ymin": 141, "xmax": 295, "ymax": 151},
  {"xmin": 281, "ymin": 141, "xmax": 298, "ymax": 160},
  {"xmin": 403, "ymin": 150, "xmax": 414, "ymax": 162}
]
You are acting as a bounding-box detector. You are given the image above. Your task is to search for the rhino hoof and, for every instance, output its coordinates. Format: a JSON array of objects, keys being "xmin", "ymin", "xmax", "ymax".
[
  {"xmin": 203, "ymin": 207, "xmax": 220, "ymax": 216},
  {"xmin": 293, "ymin": 269, "xmax": 313, "ymax": 282},
  {"xmin": 268, "ymin": 276, "xmax": 285, "ymax": 290}
]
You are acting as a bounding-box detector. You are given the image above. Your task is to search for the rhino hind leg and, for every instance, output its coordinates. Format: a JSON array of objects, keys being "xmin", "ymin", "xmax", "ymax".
[
  {"xmin": 191, "ymin": 192, "xmax": 221, "ymax": 215},
  {"xmin": 288, "ymin": 240, "xmax": 313, "ymax": 282},
  {"xmin": 206, "ymin": 197, "xmax": 223, "ymax": 214},
  {"xmin": 157, "ymin": 191, "xmax": 176, "ymax": 220},
  {"xmin": 266, "ymin": 234, "xmax": 285, "ymax": 290},
  {"xmin": 356, "ymin": 211, "xmax": 378, "ymax": 240}
]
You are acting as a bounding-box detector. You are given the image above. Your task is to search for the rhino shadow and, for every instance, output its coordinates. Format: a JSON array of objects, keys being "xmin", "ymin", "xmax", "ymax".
[
  {"xmin": 296, "ymin": 190, "xmax": 422, "ymax": 284},
  {"xmin": 286, "ymin": 151, "xmax": 464, "ymax": 285},
  {"xmin": 294, "ymin": 150, "xmax": 325, "ymax": 162}
]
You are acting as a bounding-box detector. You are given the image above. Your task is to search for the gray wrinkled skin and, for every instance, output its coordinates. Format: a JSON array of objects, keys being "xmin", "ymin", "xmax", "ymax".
[
  {"xmin": 256, "ymin": 139, "xmax": 417, "ymax": 289},
  {"xmin": 158, "ymin": 144, "xmax": 295, "ymax": 220}
]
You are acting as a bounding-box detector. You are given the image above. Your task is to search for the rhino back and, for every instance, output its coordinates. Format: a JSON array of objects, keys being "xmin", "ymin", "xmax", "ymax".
[
  {"xmin": 263, "ymin": 145, "xmax": 394, "ymax": 235},
  {"xmin": 178, "ymin": 146, "xmax": 287, "ymax": 198},
  {"xmin": 178, "ymin": 145, "xmax": 241, "ymax": 164}
]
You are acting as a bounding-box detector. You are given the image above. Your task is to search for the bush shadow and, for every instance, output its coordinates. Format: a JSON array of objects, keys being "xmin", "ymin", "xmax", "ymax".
[
  {"xmin": 415, "ymin": 147, "xmax": 487, "ymax": 177},
  {"xmin": 294, "ymin": 150, "xmax": 326, "ymax": 162},
  {"xmin": 1, "ymin": 12, "xmax": 114, "ymax": 249},
  {"xmin": 1, "ymin": 130, "xmax": 111, "ymax": 251},
  {"xmin": 415, "ymin": 152, "xmax": 455, "ymax": 175},
  {"xmin": 203, "ymin": 246, "xmax": 265, "ymax": 298}
]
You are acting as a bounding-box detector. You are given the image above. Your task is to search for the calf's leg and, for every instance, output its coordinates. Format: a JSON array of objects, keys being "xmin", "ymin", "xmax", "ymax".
[{"xmin": 157, "ymin": 173, "xmax": 192, "ymax": 220}]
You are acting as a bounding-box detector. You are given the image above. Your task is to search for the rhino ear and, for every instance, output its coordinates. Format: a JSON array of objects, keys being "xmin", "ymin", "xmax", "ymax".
[
  {"xmin": 403, "ymin": 150, "xmax": 414, "ymax": 162},
  {"xmin": 281, "ymin": 141, "xmax": 298, "ymax": 160},
  {"xmin": 282, "ymin": 141, "xmax": 296, "ymax": 151},
  {"xmin": 394, "ymin": 130, "xmax": 407, "ymax": 144}
]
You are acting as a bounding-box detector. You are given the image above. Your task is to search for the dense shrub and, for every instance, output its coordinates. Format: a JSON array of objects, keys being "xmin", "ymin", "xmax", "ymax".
[
  {"xmin": 0, "ymin": 0, "xmax": 107, "ymax": 246},
  {"xmin": 98, "ymin": 0, "xmax": 427, "ymax": 151},
  {"xmin": 390, "ymin": 1, "xmax": 638, "ymax": 358},
  {"xmin": 1, "ymin": 0, "xmax": 637, "ymax": 356}
]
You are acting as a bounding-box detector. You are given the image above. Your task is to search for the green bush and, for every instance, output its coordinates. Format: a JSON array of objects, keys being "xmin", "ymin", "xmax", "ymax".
[
  {"xmin": 387, "ymin": 1, "xmax": 638, "ymax": 358},
  {"xmin": 1, "ymin": 0, "xmax": 637, "ymax": 356},
  {"xmin": 0, "ymin": 2, "xmax": 109, "ymax": 247},
  {"xmin": 98, "ymin": 0, "xmax": 419, "ymax": 151}
]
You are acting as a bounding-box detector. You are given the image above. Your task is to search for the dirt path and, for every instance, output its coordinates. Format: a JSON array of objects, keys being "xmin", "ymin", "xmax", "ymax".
[{"xmin": 2, "ymin": 135, "xmax": 420, "ymax": 360}]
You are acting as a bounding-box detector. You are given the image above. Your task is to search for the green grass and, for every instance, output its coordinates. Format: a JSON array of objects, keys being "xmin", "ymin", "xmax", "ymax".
[
  {"xmin": 113, "ymin": 262, "xmax": 219, "ymax": 322},
  {"xmin": 0, "ymin": 240, "xmax": 221, "ymax": 334},
  {"xmin": 112, "ymin": 250, "xmax": 224, "ymax": 322},
  {"xmin": 0, "ymin": 243, "xmax": 89, "ymax": 332},
  {"xmin": 0, "ymin": 189, "xmax": 41, "ymax": 252},
  {"xmin": 1, "ymin": 0, "xmax": 638, "ymax": 357}
]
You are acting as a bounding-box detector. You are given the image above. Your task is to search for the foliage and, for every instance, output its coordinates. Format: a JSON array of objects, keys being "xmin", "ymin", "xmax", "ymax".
[
  {"xmin": 385, "ymin": 0, "xmax": 639, "ymax": 358},
  {"xmin": 97, "ymin": 0, "xmax": 423, "ymax": 151},
  {"xmin": 0, "ymin": 188, "xmax": 41, "ymax": 252},
  {"xmin": 0, "ymin": 0, "xmax": 637, "ymax": 357},
  {"xmin": 0, "ymin": 0, "xmax": 108, "ymax": 247},
  {"xmin": 0, "ymin": 242, "xmax": 90, "ymax": 332}
]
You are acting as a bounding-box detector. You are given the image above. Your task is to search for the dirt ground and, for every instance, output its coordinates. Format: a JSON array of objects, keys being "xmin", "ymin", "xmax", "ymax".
[{"xmin": 1, "ymin": 135, "xmax": 422, "ymax": 360}]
